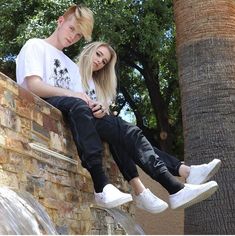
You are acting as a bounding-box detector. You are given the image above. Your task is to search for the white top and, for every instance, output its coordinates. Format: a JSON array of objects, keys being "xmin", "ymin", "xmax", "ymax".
[{"xmin": 16, "ymin": 38, "xmax": 95, "ymax": 97}]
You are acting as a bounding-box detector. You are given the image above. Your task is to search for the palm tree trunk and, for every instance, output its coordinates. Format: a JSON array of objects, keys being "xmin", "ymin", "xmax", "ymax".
[{"xmin": 173, "ymin": 0, "xmax": 235, "ymax": 234}]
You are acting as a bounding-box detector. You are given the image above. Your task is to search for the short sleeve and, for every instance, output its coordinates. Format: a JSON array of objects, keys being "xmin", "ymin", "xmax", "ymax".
[{"xmin": 16, "ymin": 39, "xmax": 45, "ymax": 86}]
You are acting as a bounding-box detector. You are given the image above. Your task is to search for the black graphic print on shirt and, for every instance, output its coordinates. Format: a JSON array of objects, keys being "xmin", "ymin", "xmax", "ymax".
[
  {"xmin": 86, "ymin": 89, "xmax": 97, "ymax": 101},
  {"xmin": 51, "ymin": 59, "xmax": 71, "ymax": 89}
]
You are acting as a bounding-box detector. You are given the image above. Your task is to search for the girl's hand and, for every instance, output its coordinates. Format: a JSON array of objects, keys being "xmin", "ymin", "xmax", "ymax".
[{"xmin": 89, "ymin": 101, "xmax": 107, "ymax": 118}]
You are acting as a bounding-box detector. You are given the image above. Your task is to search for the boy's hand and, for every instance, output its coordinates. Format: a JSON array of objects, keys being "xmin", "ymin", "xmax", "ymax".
[{"xmin": 74, "ymin": 92, "xmax": 91, "ymax": 104}]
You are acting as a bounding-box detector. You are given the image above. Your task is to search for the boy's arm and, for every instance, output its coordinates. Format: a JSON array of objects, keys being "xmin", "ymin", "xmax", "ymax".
[{"xmin": 25, "ymin": 76, "xmax": 91, "ymax": 103}]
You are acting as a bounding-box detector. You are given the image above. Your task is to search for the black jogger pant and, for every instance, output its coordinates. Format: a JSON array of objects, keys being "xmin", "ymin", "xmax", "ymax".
[{"xmin": 45, "ymin": 96, "xmax": 181, "ymax": 183}]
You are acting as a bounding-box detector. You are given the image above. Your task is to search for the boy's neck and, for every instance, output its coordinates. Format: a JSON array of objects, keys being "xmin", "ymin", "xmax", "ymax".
[{"xmin": 44, "ymin": 32, "xmax": 63, "ymax": 51}]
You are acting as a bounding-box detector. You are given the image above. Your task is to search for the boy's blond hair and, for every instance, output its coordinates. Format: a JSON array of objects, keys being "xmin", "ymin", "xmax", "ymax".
[{"xmin": 63, "ymin": 4, "xmax": 94, "ymax": 41}]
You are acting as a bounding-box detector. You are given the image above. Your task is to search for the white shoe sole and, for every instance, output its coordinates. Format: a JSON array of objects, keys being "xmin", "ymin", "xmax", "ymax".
[
  {"xmin": 96, "ymin": 195, "xmax": 133, "ymax": 209},
  {"xmin": 136, "ymin": 202, "xmax": 168, "ymax": 214},
  {"xmin": 172, "ymin": 181, "xmax": 218, "ymax": 210},
  {"xmin": 187, "ymin": 159, "xmax": 221, "ymax": 184},
  {"xmin": 199, "ymin": 159, "xmax": 221, "ymax": 184}
]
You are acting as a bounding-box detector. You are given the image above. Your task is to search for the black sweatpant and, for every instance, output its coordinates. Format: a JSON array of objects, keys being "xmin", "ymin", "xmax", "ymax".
[{"xmin": 45, "ymin": 96, "xmax": 183, "ymax": 192}]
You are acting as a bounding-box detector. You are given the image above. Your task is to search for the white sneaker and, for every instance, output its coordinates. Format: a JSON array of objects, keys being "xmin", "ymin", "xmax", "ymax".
[
  {"xmin": 169, "ymin": 181, "xmax": 218, "ymax": 210},
  {"xmin": 186, "ymin": 159, "xmax": 221, "ymax": 184},
  {"xmin": 133, "ymin": 188, "xmax": 168, "ymax": 214},
  {"xmin": 94, "ymin": 184, "xmax": 133, "ymax": 209}
]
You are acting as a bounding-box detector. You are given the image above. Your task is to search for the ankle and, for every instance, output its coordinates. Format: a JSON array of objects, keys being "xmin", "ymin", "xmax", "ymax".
[
  {"xmin": 179, "ymin": 164, "xmax": 190, "ymax": 179},
  {"xmin": 129, "ymin": 177, "xmax": 146, "ymax": 195},
  {"xmin": 158, "ymin": 171, "xmax": 184, "ymax": 195}
]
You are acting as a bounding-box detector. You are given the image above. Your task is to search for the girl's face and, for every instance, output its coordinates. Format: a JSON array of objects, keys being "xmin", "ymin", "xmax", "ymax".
[{"xmin": 92, "ymin": 46, "xmax": 111, "ymax": 72}]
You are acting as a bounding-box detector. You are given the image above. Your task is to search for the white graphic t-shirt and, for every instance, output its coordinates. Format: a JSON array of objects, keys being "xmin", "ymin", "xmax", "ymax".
[
  {"xmin": 86, "ymin": 79, "xmax": 97, "ymax": 101},
  {"xmin": 16, "ymin": 38, "xmax": 92, "ymax": 94}
]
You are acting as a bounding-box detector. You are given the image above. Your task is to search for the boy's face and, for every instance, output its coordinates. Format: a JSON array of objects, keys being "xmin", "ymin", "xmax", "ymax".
[{"xmin": 57, "ymin": 16, "xmax": 83, "ymax": 48}]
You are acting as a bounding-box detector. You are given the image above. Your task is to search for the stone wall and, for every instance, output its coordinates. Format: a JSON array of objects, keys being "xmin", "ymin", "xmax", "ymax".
[{"xmin": 0, "ymin": 72, "xmax": 133, "ymax": 234}]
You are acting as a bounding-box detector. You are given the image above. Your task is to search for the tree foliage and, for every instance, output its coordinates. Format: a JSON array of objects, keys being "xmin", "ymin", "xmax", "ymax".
[{"xmin": 0, "ymin": 0, "xmax": 183, "ymax": 158}]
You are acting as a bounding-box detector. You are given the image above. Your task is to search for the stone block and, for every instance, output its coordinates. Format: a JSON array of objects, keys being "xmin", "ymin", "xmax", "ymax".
[
  {"xmin": 42, "ymin": 197, "xmax": 61, "ymax": 210},
  {"xmin": 15, "ymin": 97, "xmax": 32, "ymax": 119},
  {"xmin": 32, "ymin": 121, "xmax": 49, "ymax": 139},
  {"xmin": 0, "ymin": 148, "xmax": 7, "ymax": 164},
  {"xmin": 0, "ymin": 90, "xmax": 16, "ymax": 110},
  {"xmin": 49, "ymin": 131, "xmax": 64, "ymax": 152},
  {"xmin": 43, "ymin": 114, "xmax": 58, "ymax": 134},
  {"xmin": 0, "ymin": 168, "xmax": 19, "ymax": 188}
]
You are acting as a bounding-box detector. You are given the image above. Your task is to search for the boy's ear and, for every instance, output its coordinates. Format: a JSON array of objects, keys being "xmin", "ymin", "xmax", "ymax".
[{"xmin": 57, "ymin": 16, "xmax": 65, "ymax": 25}]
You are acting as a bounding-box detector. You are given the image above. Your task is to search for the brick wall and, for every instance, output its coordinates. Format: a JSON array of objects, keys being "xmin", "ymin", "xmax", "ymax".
[{"xmin": 0, "ymin": 72, "xmax": 133, "ymax": 234}]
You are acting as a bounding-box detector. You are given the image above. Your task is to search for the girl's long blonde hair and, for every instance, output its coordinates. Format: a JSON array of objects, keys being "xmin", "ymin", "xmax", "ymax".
[{"xmin": 78, "ymin": 42, "xmax": 117, "ymax": 108}]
